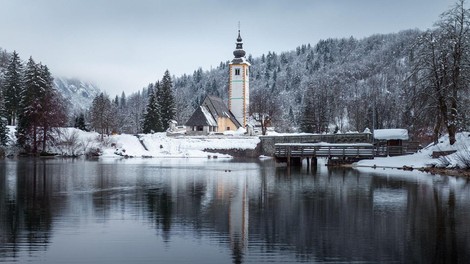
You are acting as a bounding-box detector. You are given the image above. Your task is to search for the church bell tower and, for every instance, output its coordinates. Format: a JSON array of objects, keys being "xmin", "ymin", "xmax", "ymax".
[{"xmin": 228, "ymin": 29, "xmax": 250, "ymax": 128}]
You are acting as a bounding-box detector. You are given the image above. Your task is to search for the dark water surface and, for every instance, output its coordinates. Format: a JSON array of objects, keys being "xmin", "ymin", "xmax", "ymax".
[{"xmin": 1, "ymin": 158, "xmax": 470, "ymax": 263}]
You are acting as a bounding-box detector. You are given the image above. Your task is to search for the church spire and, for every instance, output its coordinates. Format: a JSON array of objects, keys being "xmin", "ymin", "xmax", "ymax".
[
  {"xmin": 233, "ymin": 29, "xmax": 246, "ymax": 59},
  {"xmin": 228, "ymin": 24, "xmax": 250, "ymax": 129},
  {"xmin": 237, "ymin": 30, "xmax": 242, "ymax": 43}
]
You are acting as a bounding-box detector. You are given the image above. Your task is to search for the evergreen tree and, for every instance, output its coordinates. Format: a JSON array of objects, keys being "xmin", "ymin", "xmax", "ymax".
[
  {"xmin": 158, "ymin": 70, "xmax": 176, "ymax": 131},
  {"xmin": 142, "ymin": 82, "xmax": 162, "ymax": 133},
  {"xmin": 90, "ymin": 93, "xmax": 115, "ymax": 139},
  {"xmin": 120, "ymin": 91, "xmax": 126, "ymax": 109},
  {"xmin": 74, "ymin": 113, "xmax": 87, "ymax": 131},
  {"xmin": 114, "ymin": 95, "xmax": 119, "ymax": 107},
  {"xmin": 300, "ymin": 95, "xmax": 316, "ymax": 133},
  {"xmin": 16, "ymin": 58, "xmax": 67, "ymax": 153},
  {"xmin": 16, "ymin": 57, "xmax": 42, "ymax": 152},
  {"xmin": 37, "ymin": 64, "xmax": 68, "ymax": 152},
  {"xmin": 3, "ymin": 51, "xmax": 23, "ymax": 125},
  {"xmin": 0, "ymin": 88, "xmax": 8, "ymax": 146}
]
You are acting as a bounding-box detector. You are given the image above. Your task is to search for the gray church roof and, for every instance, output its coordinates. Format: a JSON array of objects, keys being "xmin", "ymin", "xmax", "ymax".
[
  {"xmin": 185, "ymin": 95, "xmax": 241, "ymax": 128},
  {"xmin": 185, "ymin": 106, "xmax": 216, "ymax": 127}
]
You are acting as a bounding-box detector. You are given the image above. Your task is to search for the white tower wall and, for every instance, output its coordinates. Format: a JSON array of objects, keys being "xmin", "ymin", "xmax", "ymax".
[{"xmin": 229, "ymin": 64, "xmax": 249, "ymax": 127}]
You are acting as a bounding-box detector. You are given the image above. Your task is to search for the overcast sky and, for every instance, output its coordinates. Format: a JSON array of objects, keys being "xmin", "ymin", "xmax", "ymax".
[{"xmin": 0, "ymin": 0, "xmax": 455, "ymax": 96}]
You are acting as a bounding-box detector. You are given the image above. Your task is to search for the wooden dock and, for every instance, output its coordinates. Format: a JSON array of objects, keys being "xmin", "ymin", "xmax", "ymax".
[{"xmin": 274, "ymin": 143, "xmax": 375, "ymax": 167}]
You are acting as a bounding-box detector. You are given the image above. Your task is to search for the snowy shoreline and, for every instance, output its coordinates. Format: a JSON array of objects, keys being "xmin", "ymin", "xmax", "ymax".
[
  {"xmin": 4, "ymin": 127, "xmax": 470, "ymax": 177},
  {"xmin": 354, "ymin": 132, "xmax": 470, "ymax": 170},
  {"xmin": 3, "ymin": 127, "xmax": 261, "ymax": 159}
]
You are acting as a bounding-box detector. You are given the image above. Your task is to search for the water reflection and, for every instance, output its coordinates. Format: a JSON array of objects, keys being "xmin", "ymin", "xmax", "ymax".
[{"xmin": 1, "ymin": 158, "xmax": 470, "ymax": 263}]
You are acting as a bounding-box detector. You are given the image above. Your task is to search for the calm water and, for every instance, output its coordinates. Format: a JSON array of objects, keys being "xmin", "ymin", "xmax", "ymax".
[{"xmin": 1, "ymin": 158, "xmax": 470, "ymax": 263}]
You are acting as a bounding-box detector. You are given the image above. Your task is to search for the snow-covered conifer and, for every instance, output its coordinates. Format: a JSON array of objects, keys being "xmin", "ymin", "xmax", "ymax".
[
  {"xmin": 142, "ymin": 82, "xmax": 162, "ymax": 133},
  {"xmin": 0, "ymin": 88, "xmax": 8, "ymax": 146},
  {"xmin": 3, "ymin": 51, "xmax": 23, "ymax": 125},
  {"xmin": 74, "ymin": 113, "xmax": 87, "ymax": 131},
  {"xmin": 16, "ymin": 57, "xmax": 41, "ymax": 152},
  {"xmin": 159, "ymin": 70, "xmax": 176, "ymax": 131},
  {"xmin": 16, "ymin": 59, "xmax": 67, "ymax": 153}
]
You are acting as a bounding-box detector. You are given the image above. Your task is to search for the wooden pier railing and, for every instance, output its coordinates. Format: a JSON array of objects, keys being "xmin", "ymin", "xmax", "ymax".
[{"xmin": 274, "ymin": 143, "xmax": 375, "ymax": 166}]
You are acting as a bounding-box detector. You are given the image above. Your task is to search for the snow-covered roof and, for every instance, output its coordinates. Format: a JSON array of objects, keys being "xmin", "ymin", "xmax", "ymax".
[
  {"xmin": 229, "ymin": 57, "xmax": 251, "ymax": 66},
  {"xmin": 373, "ymin": 129, "xmax": 409, "ymax": 140},
  {"xmin": 185, "ymin": 106, "xmax": 217, "ymax": 127},
  {"xmin": 200, "ymin": 106, "xmax": 217, "ymax": 127},
  {"xmin": 185, "ymin": 95, "xmax": 241, "ymax": 128}
]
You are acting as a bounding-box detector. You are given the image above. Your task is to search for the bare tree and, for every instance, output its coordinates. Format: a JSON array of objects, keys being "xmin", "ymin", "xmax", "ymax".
[
  {"xmin": 90, "ymin": 93, "xmax": 115, "ymax": 139},
  {"xmin": 249, "ymin": 88, "xmax": 281, "ymax": 135},
  {"xmin": 412, "ymin": 0, "xmax": 470, "ymax": 145}
]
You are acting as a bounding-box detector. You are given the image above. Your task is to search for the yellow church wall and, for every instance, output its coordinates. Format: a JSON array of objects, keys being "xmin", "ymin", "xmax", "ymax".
[{"xmin": 217, "ymin": 117, "xmax": 239, "ymax": 132}]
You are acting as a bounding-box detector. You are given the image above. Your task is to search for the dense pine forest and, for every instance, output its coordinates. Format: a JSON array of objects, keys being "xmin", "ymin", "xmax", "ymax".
[{"xmin": 1, "ymin": 0, "xmax": 470, "ymax": 154}]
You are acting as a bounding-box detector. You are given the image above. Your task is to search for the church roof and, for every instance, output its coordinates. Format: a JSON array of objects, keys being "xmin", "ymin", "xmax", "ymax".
[
  {"xmin": 185, "ymin": 95, "xmax": 242, "ymax": 128},
  {"xmin": 203, "ymin": 95, "xmax": 242, "ymax": 127},
  {"xmin": 230, "ymin": 57, "xmax": 251, "ymax": 65},
  {"xmin": 185, "ymin": 106, "xmax": 217, "ymax": 127}
]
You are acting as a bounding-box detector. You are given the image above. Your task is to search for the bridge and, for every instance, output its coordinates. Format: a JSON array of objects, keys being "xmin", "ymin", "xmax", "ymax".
[{"xmin": 274, "ymin": 143, "xmax": 375, "ymax": 167}]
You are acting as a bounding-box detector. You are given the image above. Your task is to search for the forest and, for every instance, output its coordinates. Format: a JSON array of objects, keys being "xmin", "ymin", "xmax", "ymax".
[{"xmin": 1, "ymin": 0, "xmax": 469, "ymax": 154}]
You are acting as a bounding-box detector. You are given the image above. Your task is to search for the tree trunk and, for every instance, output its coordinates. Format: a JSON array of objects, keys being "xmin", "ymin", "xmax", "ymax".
[
  {"xmin": 447, "ymin": 123, "xmax": 457, "ymax": 145},
  {"xmin": 433, "ymin": 113, "xmax": 441, "ymax": 145},
  {"xmin": 42, "ymin": 125, "xmax": 48, "ymax": 153},
  {"xmin": 261, "ymin": 116, "xmax": 267, "ymax": 135},
  {"xmin": 33, "ymin": 125, "xmax": 37, "ymax": 154}
]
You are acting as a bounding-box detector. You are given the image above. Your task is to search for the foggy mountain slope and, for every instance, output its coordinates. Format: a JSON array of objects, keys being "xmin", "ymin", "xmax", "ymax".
[{"xmin": 53, "ymin": 77, "xmax": 101, "ymax": 113}]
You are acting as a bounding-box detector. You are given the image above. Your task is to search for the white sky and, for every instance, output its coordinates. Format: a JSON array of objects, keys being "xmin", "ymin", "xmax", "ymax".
[{"xmin": 0, "ymin": 0, "xmax": 454, "ymax": 96}]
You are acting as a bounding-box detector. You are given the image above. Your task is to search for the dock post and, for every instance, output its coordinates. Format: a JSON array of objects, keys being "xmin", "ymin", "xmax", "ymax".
[
  {"xmin": 287, "ymin": 146, "xmax": 291, "ymax": 167},
  {"xmin": 311, "ymin": 158, "xmax": 317, "ymax": 169}
]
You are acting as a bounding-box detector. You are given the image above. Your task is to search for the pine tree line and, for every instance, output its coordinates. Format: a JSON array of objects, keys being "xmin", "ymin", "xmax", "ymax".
[
  {"xmin": 87, "ymin": 70, "xmax": 176, "ymax": 135},
  {"xmin": 0, "ymin": 51, "xmax": 67, "ymax": 153},
  {"xmin": 0, "ymin": 87, "xmax": 8, "ymax": 147}
]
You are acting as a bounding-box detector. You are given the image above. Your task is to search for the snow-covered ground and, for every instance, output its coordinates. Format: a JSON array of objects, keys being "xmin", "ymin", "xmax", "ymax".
[
  {"xmin": 5, "ymin": 127, "xmax": 259, "ymax": 158},
  {"xmin": 4, "ymin": 126, "xmax": 470, "ymax": 169},
  {"xmin": 356, "ymin": 132, "xmax": 470, "ymax": 169},
  {"xmin": 110, "ymin": 132, "xmax": 259, "ymax": 158}
]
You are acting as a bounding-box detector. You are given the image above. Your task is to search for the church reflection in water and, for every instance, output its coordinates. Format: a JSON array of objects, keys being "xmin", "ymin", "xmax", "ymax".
[{"xmin": 1, "ymin": 159, "xmax": 470, "ymax": 263}]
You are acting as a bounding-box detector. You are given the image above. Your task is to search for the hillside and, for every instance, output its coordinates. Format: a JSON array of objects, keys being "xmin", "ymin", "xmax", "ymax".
[
  {"xmin": 170, "ymin": 30, "xmax": 421, "ymax": 134},
  {"xmin": 53, "ymin": 77, "xmax": 101, "ymax": 114}
]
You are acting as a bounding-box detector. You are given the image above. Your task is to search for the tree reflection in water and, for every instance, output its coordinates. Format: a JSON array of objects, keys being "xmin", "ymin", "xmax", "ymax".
[{"xmin": 0, "ymin": 158, "xmax": 470, "ymax": 263}]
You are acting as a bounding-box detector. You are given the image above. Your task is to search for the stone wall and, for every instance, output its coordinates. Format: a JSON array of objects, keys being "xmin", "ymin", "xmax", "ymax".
[{"xmin": 204, "ymin": 142, "xmax": 262, "ymax": 158}]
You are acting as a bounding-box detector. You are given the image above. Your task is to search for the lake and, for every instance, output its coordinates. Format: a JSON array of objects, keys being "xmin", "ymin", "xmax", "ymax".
[{"xmin": 1, "ymin": 158, "xmax": 470, "ymax": 263}]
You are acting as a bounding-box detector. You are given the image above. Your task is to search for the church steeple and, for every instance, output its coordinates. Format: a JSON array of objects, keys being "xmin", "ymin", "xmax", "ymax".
[
  {"xmin": 233, "ymin": 30, "xmax": 246, "ymax": 59},
  {"xmin": 228, "ymin": 27, "xmax": 250, "ymax": 128}
]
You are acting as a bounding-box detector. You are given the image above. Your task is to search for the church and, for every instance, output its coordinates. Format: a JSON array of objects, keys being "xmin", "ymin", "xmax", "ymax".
[{"xmin": 185, "ymin": 30, "xmax": 250, "ymax": 135}]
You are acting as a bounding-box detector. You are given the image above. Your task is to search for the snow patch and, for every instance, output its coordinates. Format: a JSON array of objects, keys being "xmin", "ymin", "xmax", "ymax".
[
  {"xmin": 373, "ymin": 129, "xmax": 409, "ymax": 140},
  {"xmin": 357, "ymin": 132, "xmax": 470, "ymax": 169}
]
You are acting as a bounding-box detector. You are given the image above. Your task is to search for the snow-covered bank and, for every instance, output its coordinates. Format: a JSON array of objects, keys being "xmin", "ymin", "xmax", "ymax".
[
  {"xmin": 356, "ymin": 132, "xmax": 470, "ymax": 169},
  {"xmin": 109, "ymin": 133, "xmax": 260, "ymax": 158},
  {"xmin": 33, "ymin": 127, "xmax": 260, "ymax": 158},
  {"xmin": 5, "ymin": 126, "xmax": 470, "ymax": 170}
]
